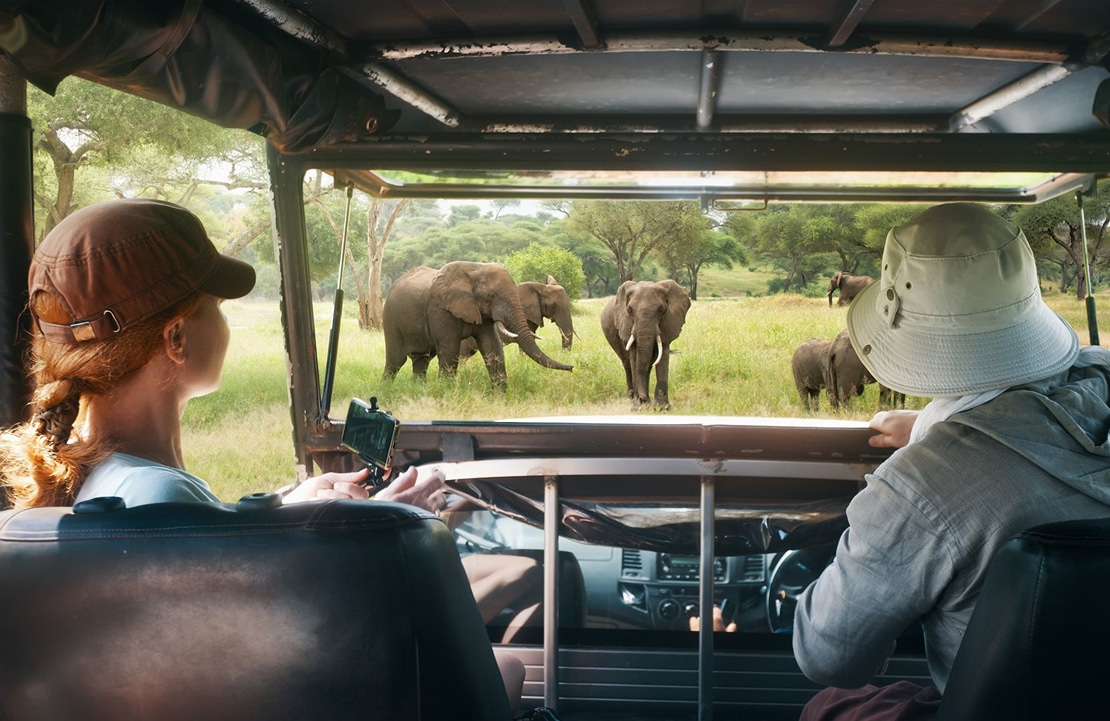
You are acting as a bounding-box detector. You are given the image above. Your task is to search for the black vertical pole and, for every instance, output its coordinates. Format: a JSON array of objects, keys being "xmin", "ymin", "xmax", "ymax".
[
  {"xmin": 0, "ymin": 55, "xmax": 34, "ymax": 428},
  {"xmin": 1078, "ymin": 191, "xmax": 1101, "ymax": 346}
]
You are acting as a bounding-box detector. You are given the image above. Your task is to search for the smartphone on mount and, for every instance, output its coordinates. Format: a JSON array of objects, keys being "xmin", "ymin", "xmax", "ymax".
[{"xmin": 341, "ymin": 397, "xmax": 401, "ymax": 489}]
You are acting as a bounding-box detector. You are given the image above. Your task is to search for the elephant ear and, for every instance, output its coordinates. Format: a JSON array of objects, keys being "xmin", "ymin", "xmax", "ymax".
[
  {"xmin": 658, "ymin": 280, "xmax": 691, "ymax": 337},
  {"xmin": 546, "ymin": 275, "xmax": 558, "ymax": 285},
  {"xmin": 829, "ymin": 272, "xmax": 843, "ymax": 291},
  {"xmin": 518, "ymin": 283, "xmax": 545, "ymax": 327},
  {"xmin": 431, "ymin": 266, "xmax": 484, "ymax": 324}
]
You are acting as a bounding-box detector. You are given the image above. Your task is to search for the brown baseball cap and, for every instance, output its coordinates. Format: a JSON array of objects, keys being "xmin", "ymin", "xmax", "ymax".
[{"xmin": 29, "ymin": 198, "xmax": 257, "ymax": 344}]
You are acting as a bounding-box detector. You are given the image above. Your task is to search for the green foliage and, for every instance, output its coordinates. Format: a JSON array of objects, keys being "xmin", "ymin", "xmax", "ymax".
[
  {"xmin": 504, "ymin": 244, "xmax": 586, "ymax": 299},
  {"xmin": 1014, "ymin": 184, "xmax": 1110, "ymax": 298},
  {"xmin": 27, "ymin": 77, "xmax": 254, "ymax": 238},
  {"xmin": 564, "ymin": 200, "xmax": 706, "ymax": 283}
]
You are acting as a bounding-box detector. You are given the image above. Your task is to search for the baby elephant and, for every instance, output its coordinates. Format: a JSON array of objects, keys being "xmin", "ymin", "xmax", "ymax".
[
  {"xmin": 827, "ymin": 329, "xmax": 905, "ymax": 410},
  {"xmin": 792, "ymin": 338, "xmax": 832, "ymax": 410}
]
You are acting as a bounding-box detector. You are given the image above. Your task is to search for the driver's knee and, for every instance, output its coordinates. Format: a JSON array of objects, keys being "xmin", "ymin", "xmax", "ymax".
[{"xmin": 493, "ymin": 648, "xmax": 525, "ymax": 715}]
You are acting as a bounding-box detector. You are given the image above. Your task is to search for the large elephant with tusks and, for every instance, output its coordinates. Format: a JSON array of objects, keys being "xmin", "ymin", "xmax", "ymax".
[
  {"xmin": 382, "ymin": 261, "xmax": 572, "ymax": 389},
  {"xmin": 600, "ymin": 279, "xmax": 691, "ymax": 409}
]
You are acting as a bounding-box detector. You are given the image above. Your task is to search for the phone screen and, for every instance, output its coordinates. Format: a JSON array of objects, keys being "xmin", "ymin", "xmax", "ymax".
[{"xmin": 341, "ymin": 398, "xmax": 401, "ymax": 471}]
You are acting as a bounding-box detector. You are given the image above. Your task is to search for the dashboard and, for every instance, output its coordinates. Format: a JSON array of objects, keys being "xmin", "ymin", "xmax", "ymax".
[{"xmin": 455, "ymin": 510, "xmax": 834, "ymax": 634}]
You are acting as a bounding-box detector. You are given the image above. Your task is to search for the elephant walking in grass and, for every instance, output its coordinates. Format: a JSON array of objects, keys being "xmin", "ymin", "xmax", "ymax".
[
  {"xmin": 382, "ymin": 261, "xmax": 573, "ymax": 390},
  {"xmin": 792, "ymin": 338, "xmax": 832, "ymax": 411},
  {"xmin": 826, "ymin": 329, "xmax": 905, "ymax": 409},
  {"xmin": 600, "ymin": 279, "xmax": 691, "ymax": 409},
  {"xmin": 827, "ymin": 272, "xmax": 874, "ymax": 307}
]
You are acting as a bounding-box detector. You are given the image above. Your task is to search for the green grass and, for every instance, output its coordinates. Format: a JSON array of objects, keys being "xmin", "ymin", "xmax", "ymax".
[
  {"xmin": 698, "ymin": 267, "xmax": 778, "ymax": 297},
  {"xmin": 184, "ymin": 293, "xmax": 1109, "ymax": 500}
]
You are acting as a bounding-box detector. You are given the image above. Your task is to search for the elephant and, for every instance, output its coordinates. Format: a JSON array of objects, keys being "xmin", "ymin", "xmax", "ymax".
[
  {"xmin": 826, "ymin": 328, "xmax": 875, "ymax": 408},
  {"xmin": 826, "ymin": 329, "xmax": 905, "ymax": 410},
  {"xmin": 827, "ymin": 271, "xmax": 874, "ymax": 307},
  {"xmin": 459, "ymin": 275, "xmax": 575, "ymax": 357},
  {"xmin": 792, "ymin": 338, "xmax": 832, "ymax": 411},
  {"xmin": 518, "ymin": 276, "xmax": 575, "ymax": 349},
  {"xmin": 382, "ymin": 261, "xmax": 573, "ymax": 389},
  {"xmin": 879, "ymin": 386, "xmax": 907, "ymax": 410},
  {"xmin": 600, "ymin": 279, "xmax": 691, "ymax": 408}
]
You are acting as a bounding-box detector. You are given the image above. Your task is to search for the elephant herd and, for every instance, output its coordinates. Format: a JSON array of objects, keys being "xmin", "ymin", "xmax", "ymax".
[
  {"xmin": 795, "ymin": 270, "xmax": 905, "ymax": 412},
  {"xmin": 381, "ymin": 262, "xmax": 691, "ymax": 408},
  {"xmin": 380, "ymin": 262, "xmax": 900, "ymax": 412}
]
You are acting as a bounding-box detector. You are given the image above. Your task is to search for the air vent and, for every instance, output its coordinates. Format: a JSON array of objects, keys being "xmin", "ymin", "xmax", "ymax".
[
  {"xmin": 621, "ymin": 549, "xmax": 644, "ymax": 577},
  {"xmin": 742, "ymin": 555, "xmax": 765, "ymax": 583}
]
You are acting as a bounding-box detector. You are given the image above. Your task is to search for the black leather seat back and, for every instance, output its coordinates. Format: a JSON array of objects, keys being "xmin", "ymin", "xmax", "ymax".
[
  {"xmin": 0, "ymin": 498, "xmax": 511, "ymax": 721},
  {"xmin": 936, "ymin": 517, "xmax": 1110, "ymax": 721}
]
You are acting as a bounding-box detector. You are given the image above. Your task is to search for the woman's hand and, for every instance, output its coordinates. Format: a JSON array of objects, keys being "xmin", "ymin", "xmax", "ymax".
[
  {"xmin": 868, "ymin": 410, "xmax": 919, "ymax": 449},
  {"xmin": 376, "ymin": 466, "xmax": 448, "ymax": 514},
  {"xmin": 282, "ymin": 468, "xmax": 372, "ymax": 503}
]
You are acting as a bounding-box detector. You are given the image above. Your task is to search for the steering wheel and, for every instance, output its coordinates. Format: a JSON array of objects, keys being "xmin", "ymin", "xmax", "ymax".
[{"xmin": 765, "ymin": 543, "xmax": 836, "ymax": 633}]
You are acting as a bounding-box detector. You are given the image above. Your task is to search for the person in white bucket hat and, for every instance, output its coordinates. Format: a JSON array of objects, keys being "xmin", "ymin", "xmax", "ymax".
[{"xmin": 793, "ymin": 203, "xmax": 1110, "ymax": 720}]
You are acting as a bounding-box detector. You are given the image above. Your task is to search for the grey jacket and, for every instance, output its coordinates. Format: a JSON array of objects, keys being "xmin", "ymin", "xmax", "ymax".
[{"xmin": 793, "ymin": 357, "xmax": 1110, "ymax": 692}]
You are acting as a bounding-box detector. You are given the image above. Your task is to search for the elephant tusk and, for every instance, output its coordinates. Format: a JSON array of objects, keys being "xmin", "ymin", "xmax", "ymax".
[
  {"xmin": 531, "ymin": 331, "xmax": 544, "ymax": 341},
  {"xmin": 625, "ymin": 334, "xmax": 635, "ymax": 352},
  {"xmin": 652, "ymin": 334, "xmax": 663, "ymax": 369},
  {"xmin": 495, "ymin": 320, "xmax": 519, "ymax": 339}
]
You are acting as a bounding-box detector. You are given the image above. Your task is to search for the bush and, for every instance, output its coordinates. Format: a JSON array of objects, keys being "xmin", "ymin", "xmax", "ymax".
[{"xmin": 504, "ymin": 243, "xmax": 586, "ymax": 299}]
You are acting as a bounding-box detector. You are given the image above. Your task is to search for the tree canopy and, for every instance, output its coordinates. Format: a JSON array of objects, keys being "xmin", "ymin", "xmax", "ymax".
[{"xmin": 24, "ymin": 82, "xmax": 1110, "ymax": 308}]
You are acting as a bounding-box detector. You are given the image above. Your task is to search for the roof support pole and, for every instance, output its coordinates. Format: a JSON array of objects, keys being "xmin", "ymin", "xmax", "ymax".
[
  {"xmin": 828, "ymin": 0, "xmax": 877, "ymax": 47},
  {"xmin": 1078, "ymin": 191, "xmax": 1101, "ymax": 346},
  {"xmin": 949, "ymin": 63, "xmax": 1074, "ymax": 131},
  {"xmin": 0, "ymin": 54, "xmax": 33, "ymax": 429},
  {"xmin": 561, "ymin": 0, "xmax": 600, "ymax": 48},
  {"xmin": 696, "ymin": 50, "xmax": 721, "ymax": 130},
  {"xmin": 361, "ymin": 62, "xmax": 461, "ymax": 127}
]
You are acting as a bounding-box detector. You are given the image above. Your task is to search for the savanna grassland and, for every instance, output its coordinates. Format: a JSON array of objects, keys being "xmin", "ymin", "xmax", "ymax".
[{"xmin": 184, "ymin": 291, "xmax": 1107, "ymax": 501}]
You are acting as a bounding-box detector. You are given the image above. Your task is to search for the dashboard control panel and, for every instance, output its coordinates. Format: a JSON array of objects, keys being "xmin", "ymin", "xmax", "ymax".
[{"xmin": 657, "ymin": 553, "xmax": 727, "ymax": 582}]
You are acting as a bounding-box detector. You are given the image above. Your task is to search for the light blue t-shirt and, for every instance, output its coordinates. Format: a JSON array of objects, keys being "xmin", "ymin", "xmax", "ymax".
[{"xmin": 75, "ymin": 452, "xmax": 220, "ymax": 507}]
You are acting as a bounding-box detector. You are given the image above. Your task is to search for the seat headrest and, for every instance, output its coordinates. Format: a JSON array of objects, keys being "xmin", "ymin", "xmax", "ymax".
[{"xmin": 0, "ymin": 499, "xmax": 511, "ymax": 721}]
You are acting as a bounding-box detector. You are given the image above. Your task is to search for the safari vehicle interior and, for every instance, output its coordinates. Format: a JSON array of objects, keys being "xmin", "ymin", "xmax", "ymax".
[{"xmin": 1, "ymin": 0, "xmax": 1110, "ymax": 719}]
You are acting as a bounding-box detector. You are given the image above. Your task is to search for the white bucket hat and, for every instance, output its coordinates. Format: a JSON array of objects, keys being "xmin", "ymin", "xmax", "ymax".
[{"xmin": 846, "ymin": 203, "xmax": 1079, "ymax": 397}]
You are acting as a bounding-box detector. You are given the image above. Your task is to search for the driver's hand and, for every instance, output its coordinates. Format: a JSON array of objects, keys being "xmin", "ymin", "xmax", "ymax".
[
  {"xmin": 282, "ymin": 468, "xmax": 372, "ymax": 503},
  {"xmin": 868, "ymin": 410, "xmax": 919, "ymax": 449},
  {"xmin": 688, "ymin": 605, "xmax": 737, "ymax": 633},
  {"xmin": 376, "ymin": 466, "xmax": 447, "ymax": 514}
]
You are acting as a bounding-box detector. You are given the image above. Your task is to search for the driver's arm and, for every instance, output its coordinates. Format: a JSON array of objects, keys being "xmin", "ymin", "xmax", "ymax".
[{"xmin": 792, "ymin": 467, "xmax": 957, "ymax": 688}]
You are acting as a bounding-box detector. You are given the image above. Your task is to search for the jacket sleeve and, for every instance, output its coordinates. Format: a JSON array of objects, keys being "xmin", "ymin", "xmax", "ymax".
[{"xmin": 792, "ymin": 467, "xmax": 957, "ymax": 688}]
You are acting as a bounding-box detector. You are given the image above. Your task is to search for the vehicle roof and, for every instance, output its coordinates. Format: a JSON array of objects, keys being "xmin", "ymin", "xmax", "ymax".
[{"xmin": 7, "ymin": 0, "xmax": 1110, "ymax": 202}]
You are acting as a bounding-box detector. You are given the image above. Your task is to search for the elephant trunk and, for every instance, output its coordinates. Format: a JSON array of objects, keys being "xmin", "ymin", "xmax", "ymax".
[
  {"xmin": 502, "ymin": 303, "xmax": 572, "ymax": 372},
  {"xmin": 630, "ymin": 319, "xmax": 656, "ymax": 402}
]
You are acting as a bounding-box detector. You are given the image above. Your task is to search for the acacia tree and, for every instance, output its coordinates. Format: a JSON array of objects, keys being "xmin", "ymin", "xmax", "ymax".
[
  {"xmin": 656, "ymin": 228, "xmax": 745, "ymax": 299},
  {"xmin": 565, "ymin": 200, "xmax": 705, "ymax": 283},
  {"xmin": 743, "ymin": 205, "xmax": 833, "ymax": 293},
  {"xmin": 28, "ymin": 77, "xmax": 247, "ymax": 239},
  {"xmin": 359, "ymin": 198, "xmax": 412, "ymax": 329},
  {"xmin": 1014, "ymin": 187, "xmax": 1110, "ymax": 299}
]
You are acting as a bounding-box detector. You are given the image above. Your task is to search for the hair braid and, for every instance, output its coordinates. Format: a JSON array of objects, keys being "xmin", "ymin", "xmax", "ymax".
[{"xmin": 0, "ymin": 292, "xmax": 202, "ymax": 508}]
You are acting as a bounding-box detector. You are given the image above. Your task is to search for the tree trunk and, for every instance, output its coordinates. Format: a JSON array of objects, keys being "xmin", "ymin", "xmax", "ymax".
[{"xmin": 362, "ymin": 198, "xmax": 410, "ymax": 330}]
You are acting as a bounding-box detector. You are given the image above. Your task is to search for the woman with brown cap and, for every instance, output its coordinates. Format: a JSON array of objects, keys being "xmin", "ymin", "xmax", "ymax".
[
  {"xmin": 793, "ymin": 203, "xmax": 1110, "ymax": 719},
  {"xmin": 0, "ymin": 198, "xmax": 446, "ymax": 511},
  {"xmin": 0, "ymin": 197, "xmax": 526, "ymax": 712}
]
